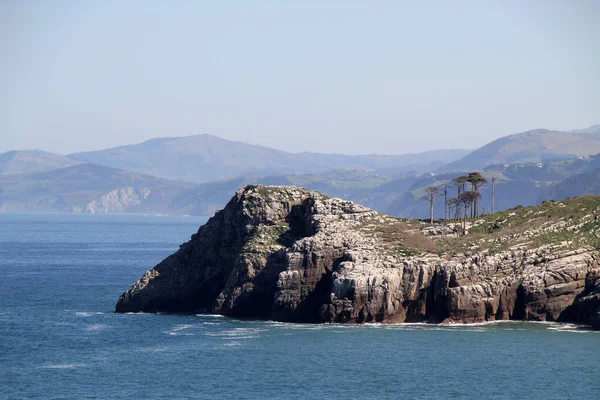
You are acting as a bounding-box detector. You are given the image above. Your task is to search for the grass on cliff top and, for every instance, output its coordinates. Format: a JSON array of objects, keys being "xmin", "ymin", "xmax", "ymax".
[
  {"xmin": 437, "ymin": 195, "xmax": 600, "ymax": 254},
  {"xmin": 360, "ymin": 218, "xmax": 439, "ymax": 256}
]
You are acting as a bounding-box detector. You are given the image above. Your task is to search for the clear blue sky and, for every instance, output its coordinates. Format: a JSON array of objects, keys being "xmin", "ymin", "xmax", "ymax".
[{"xmin": 1, "ymin": 0, "xmax": 599, "ymax": 155}]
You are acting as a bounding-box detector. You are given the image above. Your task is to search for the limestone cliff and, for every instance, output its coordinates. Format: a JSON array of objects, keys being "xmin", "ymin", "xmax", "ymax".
[
  {"xmin": 85, "ymin": 187, "xmax": 151, "ymax": 214},
  {"xmin": 115, "ymin": 185, "xmax": 600, "ymax": 328}
]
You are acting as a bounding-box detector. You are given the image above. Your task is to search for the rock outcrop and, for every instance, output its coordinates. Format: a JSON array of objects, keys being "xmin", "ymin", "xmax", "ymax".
[
  {"xmin": 85, "ymin": 187, "xmax": 151, "ymax": 214},
  {"xmin": 116, "ymin": 185, "xmax": 600, "ymax": 328}
]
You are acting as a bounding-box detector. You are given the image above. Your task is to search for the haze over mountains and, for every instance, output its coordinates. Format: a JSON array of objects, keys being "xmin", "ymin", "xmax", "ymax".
[
  {"xmin": 0, "ymin": 150, "xmax": 82, "ymax": 176},
  {"xmin": 0, "ymin": 164, "xmax": 194, "ymax": 214},
  {"xmin": 1, "ymin": 124, "xmax": 599, "ymax": 217},
  {"xmin": 69, "ymin": 134, "xmax": 470, "ymax": 183},
  {"xmin": 440, "ymin": 125, "xmax": 600, "ymax": 171}
]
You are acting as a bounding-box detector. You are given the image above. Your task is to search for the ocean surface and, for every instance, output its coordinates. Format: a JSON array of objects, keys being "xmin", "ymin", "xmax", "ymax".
[{"xmin": 0, "ymin": 213, "xmax": 598, "ymax": 399}]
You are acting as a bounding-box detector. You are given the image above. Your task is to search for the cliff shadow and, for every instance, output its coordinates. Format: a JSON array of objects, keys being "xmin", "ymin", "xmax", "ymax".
[{"xmin": 277, "ymin": 201, "xmax": 315, "ymax": 248}]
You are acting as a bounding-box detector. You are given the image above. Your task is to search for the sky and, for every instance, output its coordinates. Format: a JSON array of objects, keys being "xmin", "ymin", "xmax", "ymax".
[{"xmin": 1, "ymin": 0, "xmax": 599, "ymax": 155}]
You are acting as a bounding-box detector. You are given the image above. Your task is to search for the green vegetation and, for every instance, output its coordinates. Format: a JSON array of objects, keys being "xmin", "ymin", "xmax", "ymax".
[
  {"xmin": 243, "ymin": 223, "xmax": 291, "ymax": 253},
  {"xmin": 437, "ymin": 195, "xmax": 600, "ymax": 254}
]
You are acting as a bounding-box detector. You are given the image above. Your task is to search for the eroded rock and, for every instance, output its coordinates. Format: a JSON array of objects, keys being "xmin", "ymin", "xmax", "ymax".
[{"xmin": 115, "ymin": 185, "xmax": 600, "ymax": 329}]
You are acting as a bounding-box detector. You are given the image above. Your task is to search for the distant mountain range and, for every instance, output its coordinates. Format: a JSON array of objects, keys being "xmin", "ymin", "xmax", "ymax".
[
  {"xmin": 0, "ymin": 164, "xmax": 193, "ymax": 214},
  {"xmin": 69, "ymin": 134, "xmax": 469, "ymax": 183},
  {"xmin": 441, "ymin": 125, "xmax": 600, "ymax": 171},
  {"xmin": 0, "ymin": 150, "xmax": 81, "ymax": 176},
  {"xmin": 1, "ymin": 124, "xmax": 599, "ymax": 217}
]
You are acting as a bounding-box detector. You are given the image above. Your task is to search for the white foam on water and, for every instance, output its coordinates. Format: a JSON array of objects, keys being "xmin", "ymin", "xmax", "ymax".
[
  {"xmin": 40, "ymin": 363, "xmax": 86, "ymax": 369},
  {"xmin": 205, "ymin": 327, "xmax": 265, "ymax": 338},
  {"xmin": 86, "ymin": 324, "xmax": 106, "ymax": 331},
  {"xmin": 172, "ymin": 324, "xmax": 195, "ymax": 331},
  {"xmin": 138, "ymin": 346, "xmax": 170, "ymax": 353},
  {"xmin": 547, "ymin": 323, "xmax": 597, "ymax": 333},
  {"xmin": 270, "ymin": 323, "xmax": 334, "ymax": 331},
  {"xmin": 222, "ymin": 341, "xmax": 242, "ymax": 347},
  {"xmin": 75, "ymin": 311, "xmax": 104, "ymax": 317},
  {"xmin": 195, "ymin": 314, "xmax": 225, "ymax": 318},
  {"xmin": 221, "ymin": 335, "xmax": 259, "ymax": 340},
  {"xmin": 166, "ymin": 323, "xmax": 198, "ymax": 336}
]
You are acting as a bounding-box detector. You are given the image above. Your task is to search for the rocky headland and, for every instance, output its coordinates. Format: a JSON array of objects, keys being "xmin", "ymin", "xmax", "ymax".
[{"xmin": 116, "ymin": 185, "xmax": 600, "ymax": 329}]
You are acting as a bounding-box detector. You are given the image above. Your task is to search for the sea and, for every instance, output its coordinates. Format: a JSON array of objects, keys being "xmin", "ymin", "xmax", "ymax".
[{"xmin": 0, "ymin": 213, "xmax": 598, "ymax": 400}]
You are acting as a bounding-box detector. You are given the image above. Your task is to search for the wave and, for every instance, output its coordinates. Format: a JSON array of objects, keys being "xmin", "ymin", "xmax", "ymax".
[
  {"xmin": 39, "ymin": 363, "xmax": 86, "ymax": 369},
  {"xmin": 205, "ymin": 327, "xmax": 264, "ymax": 339},
  {"xmin": 137, "ymin": 346, "xmax": 170, "ymax": 353},
  {"xmin": 195, "ymin": 314, "xmax": 225, "ymax": 318},
  {"xmin": 75, "ymin": 311, "xmax": 104, "ymax": 317},
  {"xmin": 222, "ymin": 341, "xmax": 242, "ymax": 347},
  {"xmin": 547, "ymin": 323, "xmax": 597, "ymax": 333},
  {"xmin": 85, "ymin": 324, "xmax": 106, "ymax": 331},
  {"xmin": 246, "ymin": 319, "xmax": 598, "ymax": 333},
  {"xmin": 166, "ymin": 324, "xmax": 198, "ymax": 336}
]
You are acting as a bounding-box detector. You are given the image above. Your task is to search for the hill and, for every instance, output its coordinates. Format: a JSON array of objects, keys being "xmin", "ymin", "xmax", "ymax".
[
  {"xmin": 69, "ymin": 134, "xmax": 469, "ymax": 183},
  {"xmin": 0, "ymin": 163, "xmax": 195, "ymax": 214},
  {"xmin": 542, "ymin": 170, "xmax": 600, "ymax": 200},
  {"xmin": 570, "ymin": 124, "xmax": 600, "ymax": 135},
  {"xmin": 441, "ymin": 125, "xmax": 600, "ymax": 171},
  {"xmin": 0, "ymin": 150, "xmax": 81, "ymax": 176}
]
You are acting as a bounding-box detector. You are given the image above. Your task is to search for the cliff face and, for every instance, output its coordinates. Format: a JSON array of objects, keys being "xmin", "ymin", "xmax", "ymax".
[
  {"xmin": 85, "ymin": 187, "xmax": 151, "ymax": 214},
  {"xmin": 115, "ymin": 185, "xmax": 600, "ymax": 328}
]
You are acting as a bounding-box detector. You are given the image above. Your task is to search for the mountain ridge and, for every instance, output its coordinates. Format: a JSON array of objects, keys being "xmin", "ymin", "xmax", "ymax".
[
  {"xmin": 0, "ymin": 150, "xmax": 82, "ymax": 176},
  {"xmin": 442, "ymin": 125, "xmax": 600, "ymax": 171},
  {"xmin": 69, "ymin": 134, "xmax": 470, "ymax": 183}
]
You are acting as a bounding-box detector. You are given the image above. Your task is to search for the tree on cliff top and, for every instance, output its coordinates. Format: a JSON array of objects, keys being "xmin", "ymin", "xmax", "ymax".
[
  {"xmin": 459, "ymin": 190, "xmax": 480, "ymax": 234},
  {"xmin": 452, "ymin": 175, "xmax": 468, "ymax": 219},
  {"xmin": 423, "ymin": 186, "xmax": 441, "ymax": 224},
  {"xmin": 467, "ymin": 172, "xmax": 487, "ymax": 217},
  {"xmin": 448, "ymin": 197, "xmax": 461, "ymax": 220}
]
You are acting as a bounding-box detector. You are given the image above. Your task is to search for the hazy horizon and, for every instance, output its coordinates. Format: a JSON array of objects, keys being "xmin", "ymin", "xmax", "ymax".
[
  {"xmin": 1, "ymin": 131, "xmax": 476, "ymax": 156},
  {"xmin": 3, "ymin": 124, "xmax": 600, "ymax": 157},
  {"xmin": 2, "ymin": 1, "xmax": 599, "ymax": 155}
]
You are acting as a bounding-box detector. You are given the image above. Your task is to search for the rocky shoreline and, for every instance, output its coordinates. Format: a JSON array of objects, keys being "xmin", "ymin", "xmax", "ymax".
[{"xmin": 116, "ymin": 185, "xmax": 600, "ymax": 329}]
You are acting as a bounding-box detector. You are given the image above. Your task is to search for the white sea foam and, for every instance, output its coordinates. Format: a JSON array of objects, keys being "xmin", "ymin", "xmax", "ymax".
[
  {"xmin": 221, "ymin": 335, "xmax": 259, "ymax": 339},
  {"xmin": 270, "ymin": 323, "xmax": 333, "ymax": 331},
  {"xmin": 205, "ymin": 327, "xmax": 264, "ymax": 338},
  {"xmin": 195, "ymin": 314, "xmax": 225, "ymax": 318},
  {"xmin": 258, "ymin": 318, "xmax": 600, "ymax": 334},
  {"xmin": 75, "ymin": 311, "xmax": 104, "ymax": 317},
  {"xmin": 166, "ymin": 324, "xmax": 197, "ymax": 336},
  {"xmin": 172, "ymin": 324, "xmax": 195, "ymax": 331},
  {"xmin": 138, "ymin": 346, "xmax": 170, "ymax": 353},
  {"xmin": 40, "ymin": 363, "xmax": 86, "ymax": 369},
  {"xmin": 547, "ymin": 323, "xmax": 596, "ymax": 333},
  {"xmin": 86, "ymin": 324, "xmax": 106, "ymax": 331}
]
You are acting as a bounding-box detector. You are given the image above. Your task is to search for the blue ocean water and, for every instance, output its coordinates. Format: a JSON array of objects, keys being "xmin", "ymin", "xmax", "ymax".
[{"xmin": 0, "ymin": 213, "xmax": 598, "ymax": 400}]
